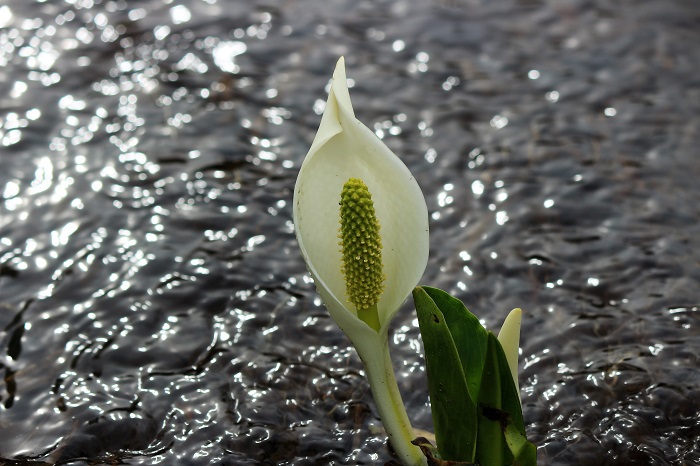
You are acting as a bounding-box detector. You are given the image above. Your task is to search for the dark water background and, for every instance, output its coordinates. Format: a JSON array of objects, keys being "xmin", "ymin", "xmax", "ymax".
[{"xmin": 1, "ymin": 0, "xmax": 699, "ymax": 464}]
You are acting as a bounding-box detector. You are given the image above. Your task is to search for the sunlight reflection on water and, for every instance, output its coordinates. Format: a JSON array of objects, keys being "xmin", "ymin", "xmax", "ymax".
[{"xmin": 1, "ymin": 0, "xmax": 700, "ymax": 464}]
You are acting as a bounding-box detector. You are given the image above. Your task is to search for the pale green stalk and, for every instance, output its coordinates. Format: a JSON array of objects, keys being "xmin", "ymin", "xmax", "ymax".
[{"xmin": 352, "ymin": 326, "xmax": 427, "ymax": 466}]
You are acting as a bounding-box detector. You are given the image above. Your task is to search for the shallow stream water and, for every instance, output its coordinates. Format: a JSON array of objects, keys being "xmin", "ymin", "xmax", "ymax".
[{"xmin": 1, "ymin": 0, "xmax": 699, "ymax": 464}]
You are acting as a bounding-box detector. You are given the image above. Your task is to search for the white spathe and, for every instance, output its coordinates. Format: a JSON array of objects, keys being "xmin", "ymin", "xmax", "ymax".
[
  {"xmin": 293, "ymin": 57, "xmax": 429, "ymax": 466},
  {"xmin": 293, "ymin": 57, "xmax": 429, "ymax": 342}
]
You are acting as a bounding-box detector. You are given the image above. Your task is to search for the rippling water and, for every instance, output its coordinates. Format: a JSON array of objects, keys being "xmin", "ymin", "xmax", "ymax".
[{"xmin": 1, "ymin": 0, "xmax": 699, "ymax": 464}]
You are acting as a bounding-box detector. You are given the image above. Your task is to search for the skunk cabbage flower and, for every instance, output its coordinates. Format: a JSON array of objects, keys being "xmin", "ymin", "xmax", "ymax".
[
  {"xmin": 293, "ymin": 58, "xmax": 428, "ymax": 466},
  {"xmin": 294, "ymin": 57, "xmax": 429, "ymax": 340}
]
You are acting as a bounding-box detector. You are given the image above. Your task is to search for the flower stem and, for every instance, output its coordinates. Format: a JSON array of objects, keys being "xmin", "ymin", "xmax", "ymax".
[{"xmin": 356, "ymin": 333, "xmax": 427, "ymax": 466}]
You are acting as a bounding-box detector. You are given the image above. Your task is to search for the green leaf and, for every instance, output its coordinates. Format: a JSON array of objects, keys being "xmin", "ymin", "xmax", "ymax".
[
  {"xmin": 414, "ymin": 286, "xmax": 537, "ymax": 465},
  {"xmin": 477, "ymin": 332, "xmax": 537, "ymax": 466},
  {"xmin": 504, "ymin": 422, "xmax": 538, "ymax": 466},
  {"xmin": 419, "ymin": 286, "xmax": 489, "ymax": 403},
  {"xmin": 493, "ymin": 331, "xmax": 526, "ymax": 435},
  {"xmin": 497, "ymin": 333, "xmax": 537, "ymax": 466},
  {"xmin": 475, "ymin": 333, "xmax": 509, "ymax": 466},
  {"xmin": 413, "ymin": 286, "xmax": 477, "ymax": 462}
]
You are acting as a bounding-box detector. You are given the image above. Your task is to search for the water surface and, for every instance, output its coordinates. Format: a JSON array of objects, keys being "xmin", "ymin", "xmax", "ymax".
[{"xmin": 1, "ymin": 0, "xmax": 699, "ymax": 464}]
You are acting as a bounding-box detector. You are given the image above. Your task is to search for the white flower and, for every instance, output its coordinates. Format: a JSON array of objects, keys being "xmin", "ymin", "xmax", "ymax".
[
  {"xmin": 293, "ymin": 57, "xmax": 429, "ymax": 339},
  {"xmin": 293, "ymin": 57, "xmax": 428, "ymax": 466}
]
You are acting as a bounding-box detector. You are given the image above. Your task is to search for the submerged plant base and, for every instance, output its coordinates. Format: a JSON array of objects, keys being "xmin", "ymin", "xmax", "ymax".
[{"xmin": 411, "ymin": 437, "xmax": 475, "ymax": 466}]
